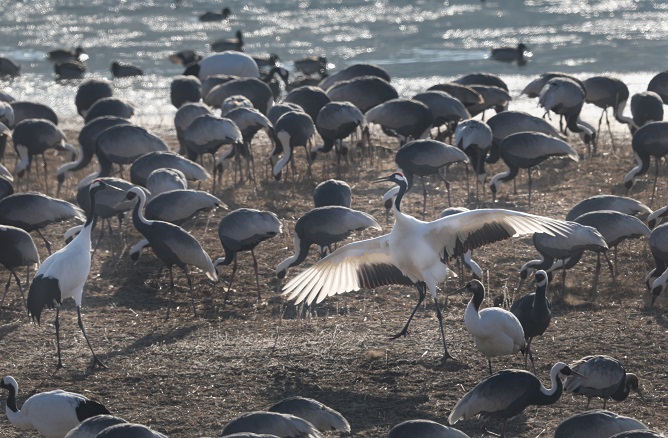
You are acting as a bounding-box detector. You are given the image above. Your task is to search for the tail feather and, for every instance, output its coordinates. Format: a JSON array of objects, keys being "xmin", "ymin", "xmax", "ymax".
[{"xmin": 26, "ymin": 275, "xmax": 61, "ymax": 324}]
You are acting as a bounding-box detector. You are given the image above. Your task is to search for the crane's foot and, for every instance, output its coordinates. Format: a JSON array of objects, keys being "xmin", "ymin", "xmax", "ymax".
[
  {"xmin": 389, "ymin": 325, "xmax": 410, "ymax": 340},
  {"xmin": 441, "ymin": 350, "xmax": 456, "ymax": 363},
  {"xmin": 90, "ymin": 356, "xmax": 108, "ymax": 370}
]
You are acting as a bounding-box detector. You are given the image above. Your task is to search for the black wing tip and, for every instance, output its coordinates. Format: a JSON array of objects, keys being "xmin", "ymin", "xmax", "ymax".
[
  {"xmin": 76, "ymin": 399, "xmax": 112, "ymax": 421},
  {"xmin": 26, "ymin": 276, "xmax": 61, "ymax": 325}
]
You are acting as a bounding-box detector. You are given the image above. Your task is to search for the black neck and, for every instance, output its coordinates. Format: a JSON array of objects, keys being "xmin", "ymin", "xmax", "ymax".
[
  {"xmin": 533, "ymin": 376, "xmax": 563, "ymax": 406},
  {"xmin": 394, "ymin": 180, "xmax": 408, "ymax": 213},
  {"xmin": 611, "ymin": 379, "xmax": 631, "ymax": 401},
  {"xmin": 3, "ymin": 384, "xmax": 18, "ymax": 413},
  {"xmin": 471, "ymin": 287, "xmax": 484, "ymax": 311},
  {"xmin": 86, "ymin": 185, "xmax": 102, "ymax": 230}
]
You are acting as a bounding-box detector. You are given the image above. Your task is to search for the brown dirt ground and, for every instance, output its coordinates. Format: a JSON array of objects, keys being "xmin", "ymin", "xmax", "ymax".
[{"xmin": 1, "ymin": 121, "xmax": 667, "ymax": 438}]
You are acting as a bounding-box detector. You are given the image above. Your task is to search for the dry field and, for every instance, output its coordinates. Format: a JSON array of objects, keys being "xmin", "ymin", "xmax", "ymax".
[{"xmin": 0, "ymin": 119, "xmax": 667, "ymax": 438}]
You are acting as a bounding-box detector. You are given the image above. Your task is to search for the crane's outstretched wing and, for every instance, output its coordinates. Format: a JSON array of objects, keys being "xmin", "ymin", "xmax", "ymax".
[
  {"xmin": 282, "ymin": 235, "xmax": 413, "ymax": 305},
  {"xmin": 428, "ymin": 209, "xmax": 581, "ymax": 258}
]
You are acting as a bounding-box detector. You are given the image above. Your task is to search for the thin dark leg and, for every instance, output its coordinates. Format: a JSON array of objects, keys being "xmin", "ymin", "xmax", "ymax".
[
  {"xmin": 55, "ymin": 306, "xmax": 63, "ymax": 369},
  {"xmin": 488, "ymin": 358, "xmax": 493, "ymax": 375},
  {"xmin": 0, "ymin": 274, "xmax": 11, "ymax": 311},
  {"xmin": 224, "ymin": 257, "xmax": 238, "ymax": 302},
  {"xmin": 36, "ymin": 229, "xmax": 52, "ymax": 254},
  {"xmin": 181, "ymin": 267, "xmax": 197, "ymax": 318},
  {"xmin": 166, "ymin": 266, "xmax": 175, "ymax": 320},
  {"xmin": 527, "ymin": 169, "xmax": 532, "ymax": 208},
  {"xmin": 12, "ymin": 270, "xmax": 26, "ymax": 307},
  {"xmin": 605, "ymin": 110, "xmax": 615, "ymax": 154},
  {"xmin": 77, "ymin": 306, "xmax": 106, "ymax": 369},
  {"xmin": 603, "ymin": 252, "xmax": 615, "ymax": 281},
  {"xmin": 421, "ymin": 176, "xmax": 427, "ymax": 219},
  {"xmin": 591, "ymin": 253, "xmax": 601, "ymax": 301},
  {"xmin": 651, "ymin": 157, "xmax": 659, "ymax": 208},
  {"xmin": 391, "ymin": 282, "xmax": 426, "ymax": 339},
  {"xmin": 433, "ymin": 293, "xmax": 454, "ymax": 361},
  {"xmin": 251, "ymin": 249, "xmax": 261, "ymax": 301}
]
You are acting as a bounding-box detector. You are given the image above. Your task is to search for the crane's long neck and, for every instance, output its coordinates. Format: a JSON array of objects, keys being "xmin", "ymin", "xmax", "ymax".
[
  {"xmin": 392, "ymin": 179, "xmax": 408, "ymax": 215},
  {"xmin": 277, "ymin": 235, "xmax": 309, "ymax": 274},
  {"xmin": 3, "ymin": 383, "xmax": 32, "ymax": 430},
  {"xmin": 131, "ymin": 190, "xmax": 153, "ymax": 235},
  {"xmin": 533, "ymin": 369, "xmax": 564, "ymax": 405},
  {"xmin": 465, "ymin": 287, "xmax": 484, "ymax": 322}
]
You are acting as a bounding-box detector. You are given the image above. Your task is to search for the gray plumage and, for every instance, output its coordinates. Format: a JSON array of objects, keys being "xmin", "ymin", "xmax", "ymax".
[
  {"xmin": 183, "ymin": 114, "xmax": 242, "ymax": 163},
  {"xmin": 522, "ymin": 72, "xmax": 583, "ymax": 98},
  {"xmin": 649, "ymin": 222, "xmax": 668, "ymax": 304},
  {"xmin": 489, "ymin": 131, "xmax": 579, "ymax": 206},
  {"xmin": 554, "ymin": 410, "xmax": 648, "ymax": 438},
  {"xmin": 64, "ymin": 414, "xmax": 128, "ymax": 438},
  {"xmin": 125, "ymin": 187, "xmax": 217, "ymax": 319},
  {"xmin": 0, "ymin": 175, "xmax": 13, "ymax": 200},
  {"xmin": 174, "ymin": 102, "xmax": 213, "ymax": 155},
  {"xmin": 215, "ymin": 208, "xmax": 281, "ymax": 300},
  {"xmin": 221, "ymin": 411, "xmax": 323, "ymax": 438},
  {"xmin": 564, "ymin": 355, "xmax": 642, "ymax": 408},
  {"xmin": 268, "ymin": 396, "xmax": 350, "ymax": 433},
  {"xmin": 455, "ymin": 119, "xmax": 493, "ymax": 197},
  {"xmin": 76, "ymin": 177, "xmax": 143, "ymax": 221},
  {"xmin": 275, "ymin": 206, "xmax": 381, "ymax": 279},
  {"xmin": 0, "ymin": 225, "xmax": 40, "ymax": 308},
  {"xmin": 566, "ymin": 195, "xmax": 652, "ymax": 222},
  {"xmin": 454, "ymin": 72, "xmax": 508, "ymax": 91},
  {"xmin": 145, "ymin": 189, "xmax": 225, "ymax": 225},
  {"xmin": 12, "ymin": 119, "xmax": 75, "ymax": 181},
  {"xmin": 313, "ymin": 102, "xmax": 364, "ymax": 169},
  {"xmin": 365, "ymin": 98, "xmax": 433, "ymax": 145},
  {"xmin": 647, "ymin": 70, "xmax": 668, "ymax": 104},
  {"xmin": 131, "ymin": 150, "xmax": 210, "ymax": 187},
  {"xmin": 271, "ymin": 111, "xmax": 316, "ymax": 180},
  {"xmin": 222, "ymin": 434, "xmax": 281, "ymax": 438},
  {"xmin": 10, "ymin": 100, "xmax": 58, "ymax": 125},
  {"xmin": 468, "ymin": 84, "xmax": 512, "ymax": 117},
  {"xmin": 146, "ymin": 168, "xmax": 188, "ymax": 195},
  {"xmin": 610, "ymin": 432, "xmax": 664, "ymax": 438},
  {"xmin": 539, "ymin": 77, "xmax": 594, "ymax": 144},
  {"xmin": 0, "ymin": 192, "xmax": 84, "ymax": 253},
  {"xmin": 448, "ymin": 362, "xmax": 573, "ymax": 437},
  {"xmin": 313, "ymin": 179, "xmax": 352, "ymax": 208},
  {"xmin": 485, "ymin": 110, "xmax": 564, "ymax": 164},
  {"xmin": 510, "ymin": 270, "xmax": 550, "ymax": 372},
  {"xmin": 95, "ymin": 423, "xmax": 167, "ymax": 437},
  {"xmin": 394, "ymin": 138, "xmax": 468, "ymax": 213},
  {"xmin": 171, "ymin": 75, "xmax": 202, "ymax": 108},
  {"xmin": 57, "ymin": 116, "xmax": 132, "ymax": 191},
  {"xmin": 284, "ymin": 86, "xmax": 331, "ymax": 123},
  {"xmin": 631, "ymin": 91, "xmax": 663, "ymax": 131},
  {"xmin": 573, "ymin": 211, "xmax": 650, "ymax": 296},
  {"xmin": 0, "ymin": 101, "xmax": 14, "ymax": 129},
  {"xmin": 205, "ymin": 77, "xmax": 274, "ymax": 115},
  {"xmin": 388, "ymin": 419, "xmax": 470, "ymax": 438},
  {"xmin": 413, "ymin": 90, "xmax": 471, "ymax": 132},
  {"xmin": 623, "ymin": 121, "xmax": 668, "ymax": 194},
  {"xmin": 75, "ymin": 78, "xmax": 113, "ymax": 117},
  {"xmin": 426, "ymin": 83, "xmax": 483, "ymax": 111},
  {"xmin": 326, "ymin": 76, "xmax": 398, "ymax": 113},
  {"xmin": 318, "ymin": 63, "xmax": 390, "ymax": 91},
  {"xmin": 268, "ymin": 103, "xmax": 305, "ymax": 125},
  {"xmin": 84, "ymin": 97, "xmax": 135, "ymax": 123}
]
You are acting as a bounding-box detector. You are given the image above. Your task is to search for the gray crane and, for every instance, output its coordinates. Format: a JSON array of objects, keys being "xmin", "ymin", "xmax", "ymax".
[
  {"xmin": 74, "ymin": 78, "xmax": 113, "ymax": 118},
  {"xmin": 268, "ymin": 396, "xmax": 350, "ymax": 434},
  {"xmin": 318, "ymin": 63, "xmax": 390, "ymax": 91},
  {"xmin": 123, "ymin": 187, "xmax": 217, "ymax": 319},
  {"xmin": 313, "ymin": 179, "xmax": 352, "ymax": 208},
  {"xmin": 455, "ymin": 119, "xmax": 493, "ymax": 199},
  {"xmin": 221, "ymin": 411, "xmax": 322, "ymax": 438},
  {"xmin": 564, "ymin": 355, "xmax": 643, "ymax": 408},
  {"xmin": 0, "ymin": 225, "xmax": 39, "ymax": 310},
  {"xmin": 630, "ymin": 91, "xmax": 664, "ymax": 132},
  {"xmin": 387, "ymin": 419, "xmax": 470, "ymax": 438},
  {"xmin": 170, "ymin": 75, "xmax": 201, "ymax": 109},
  {"xmin": 365, "ymin": 98, "xmax": 433, "ymax": 147},
  {"xmin": 448, "ymin": 362, "xmax": 577, "ymax": 437},
  {"xmin": 489, "ymin": 131, "xmax": 579, "ymax": 207},
  {"xmin": 271, "ymin": 110, "xmax": 316, "ymax": 180},
  {"xmin": 554, "ymin": 410, "xmax": 649, "ymax": 438},
  {"xmin": 623, "ymin": 121, "xmax": 668, "ymax": 204},
  {"xmin": 326, "ymin": 76, "xmax": 398, "ymax": 113},
  {"xmin": 174, "ymin": 102, "xmax": 212, "ymax": 155},
  {"xmin": 583, "ymin": 75, "xmax": 636, "ymax": 152},
  {"xmin": 215, "ymin": 208, "xmax": 281, "ymax": 302},
  {"xmin": 130, "ymin": 150, "xmax": 210, "ymax": 187},
  {"xmin": 312, "ymin": 101, "xmax": 365, "ymax": 175},
  {"xmin": 84, "ymin": 97, "xmax": 135, "ymax": 123},
  {"xmin": 0, "ymin": 192, "xmax": 84, "ymax": 253}
]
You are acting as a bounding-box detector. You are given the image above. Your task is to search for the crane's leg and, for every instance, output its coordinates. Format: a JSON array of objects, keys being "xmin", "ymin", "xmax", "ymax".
[
  {"xmin": 36, "ymin": 229, "xmax": 52, "ymax": 254},
  {"xmin": 55, "ymin": 306, "xmax": 63, "ymax": 369},
  {"xmin": 437, "ymin": 171, "xmax": 452, "ymax": 207},
  {"xmin": 591, "ymin": 253, "xmax": 601, "ymax": 301},
  {"xmin": 166, "ymin": 266, "xmax": 175, "ymax": 320},
  {"xmin": 527, "ymin": 169, "xmax": 532, "ymax": 208},
  {"xmin": 390, "ymin": 282, "xmax": 426, "ymax": 339},
  {"xmin": 433, "ymin": 294, "xmax": 454, "ymax": 361},
  {"xmin": 613, "ymin": 246, "xmax": 618, "ymax": 279},
  {"xmin": 251, "ymin": 249, "xmax": 262, "ymax": 301},
  {"xmin": 488, "ymin": 358, "xmax": 493, "ymax": 375},
  {"xmin": 603, "ymin": 251, "xmax": 615, "ymax": 282},
  {"xmin": 223, "ymin": 258, "xmax": 239, "ymax": 302},
  {"xmin": 0, "ymin": 274, "xmax": 12, "ymax": 312},
  {"xmin": 650, "ymin": 157, "xmax": 660, "ymax": 208},
  {"xmin": 181, "ymin": 267, "xmax": 198, "ymax": 318},
  {"xmin": 77, "ymin": 306, "xmax": 107, "ymax": 369},
  {"xmin": 12, "ymin": 270, "xmax": 26, "ymax": 307},
  {"xmin": 604, "ymin": 109, "xmax": 615, "ymax": 154},
  {"xmin": 421, "ymin": 176, "xmax": 427, "ymax": 219}
]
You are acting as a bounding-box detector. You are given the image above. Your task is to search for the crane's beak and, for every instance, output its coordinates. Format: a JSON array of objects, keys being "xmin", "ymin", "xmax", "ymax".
[{"xmin": 372, "ymin": 175, "xmax": 392, "ymax": 183}]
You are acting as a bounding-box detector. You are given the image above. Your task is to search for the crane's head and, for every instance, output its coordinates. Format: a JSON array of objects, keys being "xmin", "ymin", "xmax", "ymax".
[
  {"xmin": 0, "ymin": 376, "xmax": 17, "ymax": 393},
  {"xmin": 373, "ymin": 172, "xmax": 407, "ymax": 186},
  {"xmin": 624, "ymin": 373, "xmax": 644, "ymax": 401},
  {"xmin": 535, "ymin": 270, "xmax": 548, "ymax": 288},
  {"xmin": 551, "ymin": 362, "xmax": 580, "ymax": 379}
]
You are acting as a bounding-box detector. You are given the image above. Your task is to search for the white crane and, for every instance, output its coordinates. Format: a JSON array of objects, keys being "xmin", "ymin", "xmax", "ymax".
[
  {"xmin": 460, "ymin": 279, "xmax": 526, "ymax": 374},
  {"xmin": 26, "ymin": 180, "xmax": 110, "ymax": 369},
  {"xmin": 0, "ymin": 376, "xmax": 110, "ymax": 438},
  {"xmin": 282, "ymin": 172, "xmax": 584, "ymax": 360}
]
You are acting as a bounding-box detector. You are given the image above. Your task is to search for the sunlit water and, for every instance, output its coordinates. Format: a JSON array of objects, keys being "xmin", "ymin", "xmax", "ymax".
[{"xmin": 1, "ymin": 0, "xmax": 667, "ymax": 130}]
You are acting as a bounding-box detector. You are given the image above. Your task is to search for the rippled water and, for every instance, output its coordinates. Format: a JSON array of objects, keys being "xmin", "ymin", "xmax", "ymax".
[{"xmin": 1, "ymin": 0, "xmax": 667, "ymax": 128}]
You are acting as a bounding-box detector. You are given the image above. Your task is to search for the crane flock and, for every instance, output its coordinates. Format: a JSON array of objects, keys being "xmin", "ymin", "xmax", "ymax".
[{"xmin": 0, "ymin": 29, "xmax": 666, "ymax": 438}]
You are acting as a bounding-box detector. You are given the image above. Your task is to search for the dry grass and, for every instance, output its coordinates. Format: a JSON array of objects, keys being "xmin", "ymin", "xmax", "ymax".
[{"xmin": 1, "ymin": 120, "xmax": 667, "ymax": 438}]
